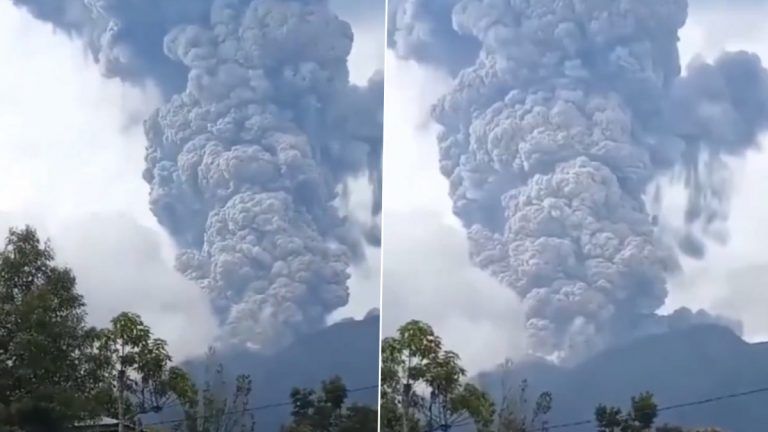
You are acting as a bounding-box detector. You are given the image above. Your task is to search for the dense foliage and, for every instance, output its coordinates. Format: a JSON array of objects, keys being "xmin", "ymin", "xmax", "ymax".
[
  {"xmin": 0, "ymin": 227, "xmax": 108, "ymax": 431},
  {"xmin": 0, "ymin": 226, "xmax": 193, "ymax": 431}
]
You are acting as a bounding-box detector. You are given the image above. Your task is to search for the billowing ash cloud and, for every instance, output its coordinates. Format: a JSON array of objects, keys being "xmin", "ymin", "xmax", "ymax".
[
  {"xmin": 143, "ymin": 0, "xmax": 382, "ymax": 351},
  {"xmin": 387, "ymin": 0, "xmax": 479, "ymax": 74},
  {"xmin": 11, "ymin": 0, "xmax": 383, "ymax": 352},
  {"xmin": 10, "ymin": 0, "xmax": 383, "ymax": 96},
  {"xmin": 392, "ymin": 0, "xmax": 768, "ymax": 362},
  {"xmin": 11, "ymin": 0, "xmax": 213, "ymax": 95},
  {"xmin": 668, "ymin": 51, "xmax": 768, "ymax": 249}
]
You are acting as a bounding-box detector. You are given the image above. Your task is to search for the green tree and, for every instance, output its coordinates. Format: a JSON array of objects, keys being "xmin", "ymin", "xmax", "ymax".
[
  {"xmin": 282, "ymin": 376, "xmax": 377, "ymax": 432},
  {"xmin": 177, "ymin": 348, "xmax": 255, "ymax": 432},
  {"xmin": 595, "ymin": 392, "xmax": 658, "ymax": 432},
  {"xmin": 595, "ymin": 393, "xmax": 722, "ymax": 432},
  {"xmin": 0, "ymin": 226, "xmax": 108, "ymax": 431},
  {"xmin": 98, "ymin": 312, "xmax": 196, "ymax": 431},
  {"xmin": 380, "ymin": 320, "xmax": 495, "ymax": 432}
]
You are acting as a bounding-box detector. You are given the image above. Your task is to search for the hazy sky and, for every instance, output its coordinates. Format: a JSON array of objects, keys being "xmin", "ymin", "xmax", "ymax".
[
  {"xmin": 382, "ymin": 0, "xmax": 768, "ymax": 373},
  {"xmin": 0, "ymin": 1, "xmax": 383, "ymax": 359}
]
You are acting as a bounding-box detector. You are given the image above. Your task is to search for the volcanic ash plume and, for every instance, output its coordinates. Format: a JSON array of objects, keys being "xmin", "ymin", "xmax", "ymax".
[
  {"xmin": 668, "ymin": 51, "xmax": 768, "ymax": 252},
  {"xmin": 387, "ymin": 0, "xmax": 479, "ymax": 74},
  {"xmin": 11, "ymin": 0, "xmax": 214, "ymax": 95},
  {"xmin": 11, "ymin": 0, "xmax": 383, "ymax": 352},
  {"xmin": 389, "ymin": 0, "xmax": 768, "ymax": 361},
  {"xmin": 143, "ymin": 0, "xmax": 382, "ymax": 351}
]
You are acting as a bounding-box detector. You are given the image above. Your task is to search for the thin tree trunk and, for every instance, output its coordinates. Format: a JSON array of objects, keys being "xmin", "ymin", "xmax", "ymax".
[
  {"xmin": 402, "ymin": 361, "xmax": 411, "ymax": 432},
  {"xmin": 118, "ymin": 370, "xmax": 124, "ymax": 432},
  {"xmin": 118, "ymin": 341, "xmax": 125, "ymax": 432},
  {"xmin": 402, "ymin": 390, "xmax": 409, "ymax": 432}
]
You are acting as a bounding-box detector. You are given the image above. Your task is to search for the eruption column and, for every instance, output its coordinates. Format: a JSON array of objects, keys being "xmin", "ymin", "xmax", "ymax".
[
  {"xmin": 10, "ymin": 0, "xmax": 383, "ymax": 351},
  {"xmin": 390, "ymin": 0, "xmax": 768, "ymax": 361}
]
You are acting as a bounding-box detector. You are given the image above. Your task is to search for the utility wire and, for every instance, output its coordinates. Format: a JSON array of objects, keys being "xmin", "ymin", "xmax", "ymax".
[
  {"xmin": 528, "ymin": 385, "xmax": 768, "ymax": 431},
  {"xmin": 141, "ymin": 383, "xmax": 379, "ymax": 427},
  {"xmin": 445, "ymin": 384, "xmax": 768, "ymax": 431},
  {"xmin": 142, "ymin": 382, "xmax": 768, "ymax": 430}
]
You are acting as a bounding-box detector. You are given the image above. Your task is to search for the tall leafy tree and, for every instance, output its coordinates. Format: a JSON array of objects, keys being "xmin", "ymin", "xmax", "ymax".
[
  {"xmin": 99, "ymin": 312, "xmax": 196, "ymax": 431},
  {"xmin": 381, "ymin": 320, "xmax": 495, "ymax": 432},
  {"xmin": 282, "ymin": 376, "xmax": 377, "ymax": 432},
  {"xmin": 178, "ymin": 348, "xmax": 255, "ymax": 432},
  {"xmin": 0, "ymin": 226, "xmax": 108, "ymax": 431}
]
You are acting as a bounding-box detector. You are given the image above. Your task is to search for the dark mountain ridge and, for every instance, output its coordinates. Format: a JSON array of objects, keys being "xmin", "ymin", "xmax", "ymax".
[
  {"xmin": 476, "ymin": 325, "xmax": 768, "ymax": 431},
  {"xmin": 172, "ymin": 315, "xmax": 379, "ymax": 431}
]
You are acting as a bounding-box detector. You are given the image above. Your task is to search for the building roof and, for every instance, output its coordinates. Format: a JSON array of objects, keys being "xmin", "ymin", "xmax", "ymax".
[
  {"xmin": 75, "ymin": 417, "xmax": 120, "ymax": 426},
  {"xmin": 73, "ymin": 416, "xmax": 142, "ymax": 431}
]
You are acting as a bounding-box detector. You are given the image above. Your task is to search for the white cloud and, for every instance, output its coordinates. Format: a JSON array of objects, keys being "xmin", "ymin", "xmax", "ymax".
[
  {"xmin": 329, "ymin": 173, "xmax": 381, "ymax": 322},
  {"xmin": 380, "ymin": 52, "xmax": 527, "ymax": 374},
  {"xmin": 330, "ymin": 0, "xmax": 385, "ymax": 85},
  {"xmin": 51, "ymin": 214, "xmax": 219, "ymax": 361},
  {"xmin": 0, "ymin": 3, "xmax": 217, "ymax": 361},
  {"xmin": 332, "ymin": 1, "xmax": 385, "ymax": 86},
  {"xmin": 347, "ymin": 16, "xmax": 385, "ymax": 86},
  {"xmin": 680, "ymin": 2, "xmax": 768, "ymax": 64}
]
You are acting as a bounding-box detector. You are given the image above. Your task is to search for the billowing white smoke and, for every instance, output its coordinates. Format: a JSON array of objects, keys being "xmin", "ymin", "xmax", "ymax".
[
  {"xmin": 11, "ymin": 0, "xmax": 383, "ymax": 352},
  {"xmin": 391, "ymin": 0, "xmax": 765, "ymax": 362}
]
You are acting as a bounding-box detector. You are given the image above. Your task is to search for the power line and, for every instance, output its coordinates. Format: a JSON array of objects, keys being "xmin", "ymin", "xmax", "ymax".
[
  {"xmin": 528, "ymin": 385, "xmax": 768, "ymax": 431},
  {"xmin": 141, "ymin": 383, "xmax": 379, "ymax": 428},
  {"xmin": 142, "ymin": 382, "xmax": 768, "ymax": 430},
  {"xmin": 658, "ymin": 386, "xmax": 768, "ymax": 412},
  {"xmin": 448, "ymin": 384, "xmax": 768, "ymax": 431}
]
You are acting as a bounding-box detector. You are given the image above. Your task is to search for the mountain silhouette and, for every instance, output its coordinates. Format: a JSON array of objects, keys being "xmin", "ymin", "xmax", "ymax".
[{"xmin": 476, "ymin": 325, "xmax": 768, "ymax": 431}]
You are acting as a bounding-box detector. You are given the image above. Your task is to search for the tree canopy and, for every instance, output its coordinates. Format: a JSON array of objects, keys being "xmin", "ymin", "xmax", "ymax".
[
  {"xmin": 0, "ymin": 226, "xmax": 108, "ymax": 431},
  {"xmin": 282, "ymin": 376, "xmax": 377, "ymax": 432},
  {"xmin": 0, "ymin": 226, "xmax": 194, "ymax": 432},
  {"xmin": 595, "ymin": 393, "xmax": 723, "ymax": 432},
  {"xmin": 381, "ymin": 320, "xmax": 552, "ymax": 432},
  {"xmin": 381, "ymin": 320, "xmax": 494, "ymax": 432},
  {"xmin": 99, "ymin": 311, "xmax": 197, "ymax": 429}
]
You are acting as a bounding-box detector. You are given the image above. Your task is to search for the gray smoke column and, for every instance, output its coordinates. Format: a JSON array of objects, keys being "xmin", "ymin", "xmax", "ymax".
[
  {"xmin": 391, "ymin": 0, "xmax": 768, "ymax": 362},
  {"xmin": 143, "ymin": 0, "xmax": 382, "ymax": 351},
  {"xmin": 10, "ymin": 0, "xmax": 383, "ymax": 352}
]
